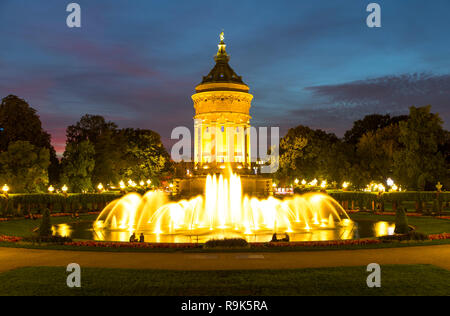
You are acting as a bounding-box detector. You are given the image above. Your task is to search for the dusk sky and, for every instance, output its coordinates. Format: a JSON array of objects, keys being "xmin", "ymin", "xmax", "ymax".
[{"xmin": 1, "ymin": 0, "xmax": 449, "ymax": 155}]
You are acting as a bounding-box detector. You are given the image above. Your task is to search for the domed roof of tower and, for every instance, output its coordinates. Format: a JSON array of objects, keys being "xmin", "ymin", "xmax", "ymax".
[{"xmin": 200, "ymin": 32, "xmax": 247, "ymax": 86}]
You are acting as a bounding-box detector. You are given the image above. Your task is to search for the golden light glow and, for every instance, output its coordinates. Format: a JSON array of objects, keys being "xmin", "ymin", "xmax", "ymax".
[
  {"xmin": 139, "ymin": 181, "xmax": 145, "ymax": 186},
  {"xmin": 320, "ymin": 180, "xmax": 327, "ymax": 189},
  {"xmin": 2, "ymin": 184, "xmax": 9, "ymax": 193},
  {"xmin": 97, "ymin": 183, "xmax": 104, "ymax": 191},
  {"xmin": 94, "ymin": 172, "xmax": 351, "ymax": 239},
  {"xmin": 386, "ymin": 178, "xmax": 394, "ymax": 187},
  {"xmin": 301, "ymin": 179, "xmax": 306, "ymax": 185},
  {"xmin": 48, "ymin": 185, "xmax": 55, "ymax": 193},
  {"xmin": 62, "ymin": 185, "xmax": 68, "ymax": 193},
  {"xmin": 119, "ymin": 181, "xmax": 125, "ymax": 190},
  {"xmin": 342, "ymin": 181, "xmax": 349, "ymax": 189},
  {"xmin": 294, "ymin": 179, "xmax": 299, "ymax": 185}
]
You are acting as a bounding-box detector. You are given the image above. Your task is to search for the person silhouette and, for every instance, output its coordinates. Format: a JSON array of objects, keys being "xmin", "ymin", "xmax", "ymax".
[{"xmin": 139, "ymin": 233, "xmax": 145, "ymax": 243}]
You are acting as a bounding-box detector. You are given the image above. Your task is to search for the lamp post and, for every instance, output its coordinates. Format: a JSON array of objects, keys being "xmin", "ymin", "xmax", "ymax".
[{"xmin": 48, "ymin": 185, "xmax": 55, "ymax": 194}]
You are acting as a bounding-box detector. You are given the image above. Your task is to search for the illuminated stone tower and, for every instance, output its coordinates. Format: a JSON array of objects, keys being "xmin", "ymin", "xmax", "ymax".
[{"xmin": 192, "ymin": 32, "xmax": 252, "ymax": 169}]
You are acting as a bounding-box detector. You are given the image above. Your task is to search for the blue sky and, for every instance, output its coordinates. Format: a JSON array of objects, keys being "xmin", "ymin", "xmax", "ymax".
[{"xmin": 0, "ymin": 0, "xmax": 449, "ymax": 154}]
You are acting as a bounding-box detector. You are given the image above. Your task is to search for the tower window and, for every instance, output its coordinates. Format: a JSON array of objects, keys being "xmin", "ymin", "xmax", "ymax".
[{"xmin": 221, "ymin": 126, "xmax": 224, "ymax": 132}]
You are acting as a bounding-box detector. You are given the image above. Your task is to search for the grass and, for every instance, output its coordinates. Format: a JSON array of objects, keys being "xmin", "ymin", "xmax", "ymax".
[
  {"xmin": 0, "ymin": 264, "xmax": 448, "ymax": 296},
  {"xmin": 349, "ymin": 212, "xmax": 450, "ymax": 235}
]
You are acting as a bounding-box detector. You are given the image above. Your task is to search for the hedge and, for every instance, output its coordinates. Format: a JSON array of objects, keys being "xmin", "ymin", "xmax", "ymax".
[
  {"xmin": 0, "ymin": 192, "xmax": 122, "ymax": 217},
  {"xmin": 0, "ymin": 191, "xmax": 449, "ymax": 217},
  {"xmin": 328, "ymin": 191, "xmax": 450, "ymax": 212}
]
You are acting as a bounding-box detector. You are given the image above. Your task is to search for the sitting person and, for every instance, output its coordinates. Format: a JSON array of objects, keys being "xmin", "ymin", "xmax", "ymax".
[
  {"xmin": 139, "ymin": 233, "xmax": 145, "ymax": 243},
  {"xmin": 129, "ymin": 233, "xmax": 137, "ymax": 243},
  {"xmin": 271, "ymin": 233, "xmax": 278, "ymax": 242},
  {"xmin": 281, "ymin": 234, "xmax": 290, "ymax": 242}
]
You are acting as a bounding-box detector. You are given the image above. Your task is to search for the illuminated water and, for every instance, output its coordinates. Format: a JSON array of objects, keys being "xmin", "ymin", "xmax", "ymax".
[
  {"xmin": 53, "ymin": 173, "xmax": 395, "ymax": 243},
  {"xmin": 54, "ymin": 220, "xmax": 395, "ymax": 243}
]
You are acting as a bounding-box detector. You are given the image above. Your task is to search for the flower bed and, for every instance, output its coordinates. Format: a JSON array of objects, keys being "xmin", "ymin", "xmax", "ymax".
[
  {"xmin": 250, "ymin": 239, "xmax": 382, "ymax": 248},
  {"xmin": 428, "ymin": 233, "xmax": 450, "ymax": 240},
  {"xmin": 1, "ymin": 233, "xmax": 449, "ymax": 248},
  {"xmin": 64, "ymin": 241, "xmax": 201, "ymax": 249},
  {"xmin": 0, "ymin": 235, "xmax": 22, "ymax": 242}
]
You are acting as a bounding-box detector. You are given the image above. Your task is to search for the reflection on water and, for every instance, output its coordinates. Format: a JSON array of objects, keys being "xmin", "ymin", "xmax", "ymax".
[{"xmin": 53, "ymin": 219, "xmax": 395, "ymax": 243}]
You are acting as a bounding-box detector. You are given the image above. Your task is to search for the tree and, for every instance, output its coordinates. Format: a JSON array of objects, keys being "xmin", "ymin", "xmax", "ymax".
[
  {"xmin": 344, "ymin": 114, "xmax": 408, "ymax": 145},
  {"xmin": 356, "ymin": 124, "xmax": 401, "ymax": 184},
  {"xmin": 66, "ymin": 114, "xmax": 118, "ymax": 144},
  {"xmin": 0, "ymin": 141, "xmax": 50, "ymax": 192},
  {"xmin": 66, "ymin": 114, "xmax": 126, "ymax": 186},
  {"xmin": 393, "ymin": 106, "xmax": 447, "ymax": 190},
  {"xmin": 0, "ymin": 95, "xmax": 60, "ymax": 183},
  {"xmin": 277, "ymin": 125, "xmax": 345, "ymax": 184},
  {"xmin": 60, "ymin": 140, "xmax": 95, "ymax": 192},
  {"xmin": 120, "ymin": 128, "xmax": 173, "ymax": 185}
]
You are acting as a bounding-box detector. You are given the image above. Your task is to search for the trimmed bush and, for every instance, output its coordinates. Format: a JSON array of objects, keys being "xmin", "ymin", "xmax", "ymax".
[
  {"xmin": 39, "ymin": 208, "xmax": 53, "ymax": 237},
  {"xmin": 205, "ymin": 238, "xmax": 248, "ymax": 248},
  {"xmin": 23, "ymin": 235, "xmax": 72, "ymax": 244},
  {"xmin": 379, "ymin": 231, "xmax": 429, "ymax": 242},
  {"xmin": 394, "ymin": 208, "xmax": 409, "ymax": 234}
]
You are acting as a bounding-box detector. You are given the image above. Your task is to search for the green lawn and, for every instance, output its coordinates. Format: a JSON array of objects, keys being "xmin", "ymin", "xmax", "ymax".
[
  {"xmin": 349, "ymin": 212, "xmax": 450, "ymax": 235},
  {"xmin": 0, "ymin": 265, "xmax": 448, "ymax": 296}
]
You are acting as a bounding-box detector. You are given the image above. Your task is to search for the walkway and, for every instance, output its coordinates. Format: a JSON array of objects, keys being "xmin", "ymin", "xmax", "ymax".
[{"xmin": 0, "ymin": 245, "xmax": 449, "ymax": 273}]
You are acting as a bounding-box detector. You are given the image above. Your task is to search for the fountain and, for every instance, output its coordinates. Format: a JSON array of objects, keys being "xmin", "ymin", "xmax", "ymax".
[
  {"xmin": 91, "ymin": 33, "xmax": 354, "ymax": 243},
  {"xmin": 94, "ymin": 172, "xmax": 352, "ymax": 242}
]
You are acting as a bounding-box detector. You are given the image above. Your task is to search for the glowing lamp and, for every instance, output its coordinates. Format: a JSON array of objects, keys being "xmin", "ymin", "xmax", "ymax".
[
  {"xmin": 146, "ymin": 179, "xmax": 151, "ymax": 185},
  {"xmin": 387, "ymin": 178, "xmax": 394, "ymax": 187},
  {"xmin": 391, "ymin": 184, "xmax": 398, "ymax": 191},
  {"xmin": 294, "ymin": 179, "xmax": 299, "ymax": 185},
  {"xmin": 48, "ymin": 185, "xmax": 55, "ymax": 193},
  {"xmin": 342, "ymin": 182, "xmax": 349, "ymax": 189},
  {"xmin": 62, "ymin": 185, "xmax": 68, "ymax": 193},
  {"xmin": 139, "ymin": 181, "xmax": 145, "ymax": 186},
  {"xmin": 119, "ymin": 181, "xmax": 125, "ymax": 190},
  {"xmin": 320, "ymin": 180, "xmax": 327, "ymax": 189},
  {"xmin": 2, "ymin": 184, "xmax": 9, "ymax": 194},
  {"xmin": 97, "ymin": 183, "xmax": 104, "ymax": 191}
]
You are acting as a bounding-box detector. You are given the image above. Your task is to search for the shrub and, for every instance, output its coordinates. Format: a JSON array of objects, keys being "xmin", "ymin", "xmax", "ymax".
[
  {"xmin": 23, "ymin": 235, "xmax": 72, "ymax": 244},
  {"xmin": 378, "ymin": 231, "xmax": 429, "ymax": 242},
  {"xmin": 205, "ymin": 238, "xmax": 248, "ymax": 248},
  {"xmin": 394, "ymin": 208, "xmax": 409, "ymax": 234},
  {"xmin": 39, "ymin": 208, "xmax": 52, "ymax": 237}
]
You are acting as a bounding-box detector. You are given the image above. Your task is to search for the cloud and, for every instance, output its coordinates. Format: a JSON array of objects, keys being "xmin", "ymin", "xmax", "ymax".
[{"xmin": 299, "ymin": 73, "xmax": 450, "ymax": 134}]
